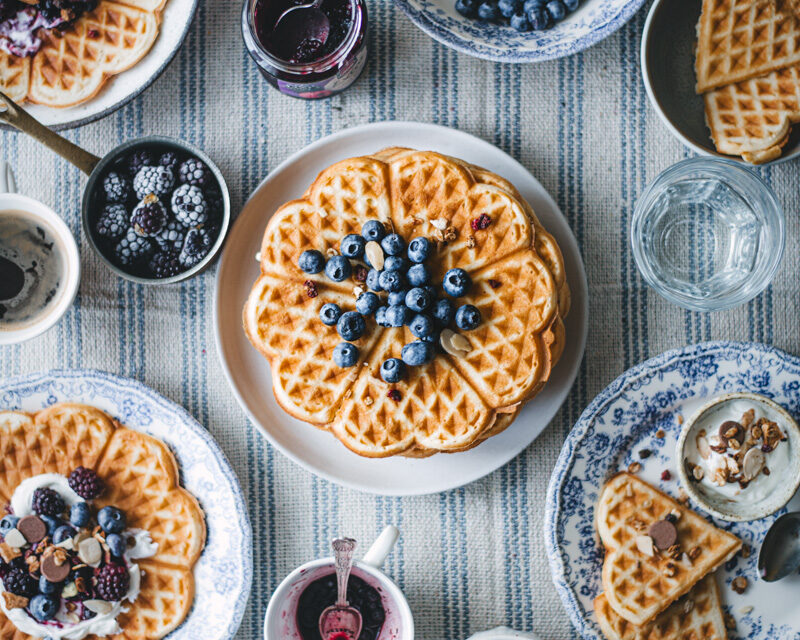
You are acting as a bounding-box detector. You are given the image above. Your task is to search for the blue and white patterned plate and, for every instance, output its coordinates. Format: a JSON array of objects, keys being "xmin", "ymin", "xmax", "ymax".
[
  {"xmin": 0, "ymin": 369, "xmax": 252, "ymax": 640},
  {"xmin": 544, "ymin": 342, "xmax": 800, "ymax": 639},
  {"xmin": 393, "ymin": 0, "xmax": 646, "ymax": 63}
]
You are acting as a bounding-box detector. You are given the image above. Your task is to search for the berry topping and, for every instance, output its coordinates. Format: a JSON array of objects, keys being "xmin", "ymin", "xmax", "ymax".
[
  {"xmin": 406, "ymin": 263, "xmax": 431, "ymax": 287},
  {"xmin": 70, "ymin": 502, "xmax": 91, "ymax": 528},
  {"xmin": 0, "ymin": 515, "xmax": 19, "ymax": 536},
  {"xmin": 304, "ymin": 280, "xmax": 318, "ymax": 298},
  {"xmin": 106, "ymin": 533, "xmax": 126, "ymax": 558},
  {"xmin": 171, "ymin": 184, "xmax": 209, "ymax": 227},
  {"xmin": 97, "ymin": 506, "xmax": 126, "ymax": 534},
  {"xmin": 149, "ymin": 251, "xmax": 182, "ymax": 279},
  {"xmin": 340, "ymin": 234, "xmax": 366, "ymax": 260},
  {"xmin": 432, "ymin": 298, "xmax": 455, "ymax": 327},
  {"xmin": 384, "ymin": 256, "xmax": 407, "ymax": 272},
  {"xmin": 380, "ymin": 358, "xmax": 406, "ymax": 383},
  {"xmin": 319, "ymin": 303, "xmax": 342, "ymax": 326},
  {"xmin": 361, "ymin": 220, "xmax": 386, "ymax": 242},
  {"xmin": 115, "ymin": 229, "xmax": 154, "ymax": 266},
  {"xmin": 352, "ymin": 264, "xmax": 368, "ymax": 282},
  {"xmin": 32, "ymin": 487, "xmax": 65, "ymax": 517},
  {"xmin": 333, "ymin": 342, "xmax": 359, "ymax": 368},
  {"xmin": 52, "ymin": 524, "xmax": 74, "ymax": 544},
  {"xmin": 488, "ymin": 278, "xmax": 502, "ymax": 288},
  {"xmin": 38, "ymin": 575, "xmax": 62, "ymax": 596},
  {"xmin": 102, "ymin": 171, "xmax": 131, "ymax": 203},
  {"xmin": 325, "ymin": 255, "xmax": 352, "ymax": 282},
  {"xmin": 407, "ymin": 236, "xmax": 432, "ymax": 263},
  {"xmin": 386, "ymin": 304, "xmax": 411, "ymax": 327},
  {"xmin": 405, "ymin": 287, "xmax": 433, "ymax": 313},
  {"xmin": 401, "ymin": 340, "xmax": 434, "ymax": 366},
  {"xmin": 336, "ymin": 311, "xmax": 366, "ymax": 341},
  {"xmin": 443, "ymin": 268, "xmax": 471, "ymax": 297},
  {"xmin": 387, "ymin": 389, "xmax": 402, "ymax": 402},
  {"xmin": 127, "ymin": 149, "xmax": 153, "ymax": 177},
  {"xmin": 30, "ymin": 594, "xmax": 58, "ymax": 621},
  {"xmin": 179, "ymin": 228, "xmax": 212, "ymax": 269},
  {"xmin": 3, "ymin": 567, "xmax": 36, "ymax": 597},
  {"xmin": 355, "ymin": 292, "xmax": 380, "ymax": 316},
  {"xmin": 455, "ymin": 304, "xmax": 482, "ymax": 330},
  {"xmin": 178, "ymin": 157, "xmax": 213, "ymax": 188},
  {"xmin": 471, "ymin": 213, "xmax": 492, "ymax": 230},
  {"xmin": 298, "ymin": 249, "xmax": 326, "ymax": 274},
  {"xmin": 375, "ymin": 305, "xmax": 389, "ymax": 327},
  {"xmin": 366, "ymin": 268, "xmax": 383, "ymax": 291},
  {"xmin": 409, "ymin": 314, "xmax": 435, "ymax": 339},
  {"xmin": 159, "ymin": 151, "xmax": 180, "ymax": 172},
  {"xmin": 154, "ymin": 220, "xmax": 187, "ymax": 254},
  {"xmin": 388, "ymin": 289, "xmax": 409, "ymax": 306},
  {"xmin": 131, "ymin": 195, "xmax": 168, "ymax": 238},
  {"xmin": 94, "ymin": 562, "xmax": 130, "ymax": 601},
  {"xmin": 380, "ymin": 233, "xmax": 405, "ymax": 256},
  {"xmin": 95, "ymin": 204, "xmax": 128, "ymax": 241},
  {"xmin": 378, "ymin": 269, "xmax": 405, "ymax": 293},
  {"xmin": 133, "ymin": 165, "xmax": 175, "ymax": 200}
]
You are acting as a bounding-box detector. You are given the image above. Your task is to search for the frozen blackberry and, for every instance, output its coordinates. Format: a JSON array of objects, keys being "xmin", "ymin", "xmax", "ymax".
[
  {"xmin": 171, "ymin": 184, "xmax": 208, "ymax": 227},
  {"xmin": 68, "ymin": 466, "xmax": 105, "ymax": 500},
  {"xmin": 102, "ymin": 171, "xmax": 131, "ymax": 203},
  {"xmin": 154, "ymin": 220, "xmax": 186, "ymax": 253},
  {"xmin": 94, "ymin": 563, "xmax": 130, "ymax": 602},
  {"xmin": 115, "ymin": 228, "xmax": 154, "ymax": 266},
  {"xmin": 3, "ymin": 567, "xmax": 36, "ymax": 598},
  {"xmin": 149, "ymin": 251, "xmax": 182, "ymax": 278},
  {"xmin": 158, "ymin": 151, "xmax": 179, "ymax": 172},
  {"xmin": 204, "ymin": 186, "xmax": 224, "ymax": 220},
  {"xmin": 131, "ymin": 195, "xmax": 168, "ymax": 237},
  {"xmin": 126, "ymin": 149, "xmax": 153, "ymax": 177},
  {"xmin": 95, "ymin": 204, "xmax": 129, "ymax": 241},
  {"xmin": 179, "ymin": 228, "xmax": 212, "ymax": 269},
  {"xmin": 133, "ymin": 165, "xmax": 175, "ymax": 200},
  {"xmin": 32, "ymin": 487, "xmax": 65, "ymax": 517},
  {"xmin": 178, "ymin": 158, "xmax": 212, "ymax": 188}
]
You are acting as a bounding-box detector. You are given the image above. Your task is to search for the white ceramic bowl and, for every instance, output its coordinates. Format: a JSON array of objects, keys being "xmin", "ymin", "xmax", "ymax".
[
  {"xmin": 676, "ymin": 391, "xmax": 800, "ymax": 521},
  {"xmin": 467, "ymin": 627, "xmax": 541, "ymax": 639},
  {"xmin": 0, "ymin": 193, "xmax": 80, "ymax": 345}
]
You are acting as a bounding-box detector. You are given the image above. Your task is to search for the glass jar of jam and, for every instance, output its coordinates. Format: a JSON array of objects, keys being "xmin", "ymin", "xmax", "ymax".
[{"xmin": 242, "ymin": 0, "xmax": 368, "ymax": 99}]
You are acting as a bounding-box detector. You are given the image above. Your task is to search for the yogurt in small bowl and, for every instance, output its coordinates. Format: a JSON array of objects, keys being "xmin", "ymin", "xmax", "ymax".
[{"xmin": 676, "ymin": 392, "xmax": 800, "ymax": 521}]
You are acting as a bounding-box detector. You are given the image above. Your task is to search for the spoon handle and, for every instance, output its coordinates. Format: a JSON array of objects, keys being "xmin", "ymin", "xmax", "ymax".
[{"xmin": 332, "ymin": 537, "xmax": 357, "ymax": 607}]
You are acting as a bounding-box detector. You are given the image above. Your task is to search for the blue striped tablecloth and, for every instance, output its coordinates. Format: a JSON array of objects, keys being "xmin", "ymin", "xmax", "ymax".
[{"xmin": 2, "ymin": 0, "xmax": 800, "ymax": 637}]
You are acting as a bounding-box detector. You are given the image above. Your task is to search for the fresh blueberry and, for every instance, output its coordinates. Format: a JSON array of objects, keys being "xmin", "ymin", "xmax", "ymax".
[
  {"xmin": 380, "ymin": 358, "xmax": 406, "ymax": 383},
  {"xmin": 380, "ymin": 233, "xmax": 405, "ymax": 256},
  {"xmin": 423, "ymin": 285, "xmax": 437, "ymax": 301},
  {"xmin": 432, "ymin": 298, "xmax": 455, "ymax": 327},
  {"xmin": 375, "ymin": 305, "xmax": 389, "ymax": 327},
  {"xmin": 406, "ymin": 263, "xmax": 431, "ymax": 287},
  {"xmin": 510, "ymin": 11, "xmax": 531, "ymax": 29},
  {"xmin": 333, "ymin": 342, "xmax": 359, "ymax": 368},
  {"xmin": 98, "ymin": 506, "xmax": 126, "ymax": 534},
  {"xmin": 478, "ymin": 1, "xmax": 500, "ymax": 20},
  {"xmin": 319, "ymin": 303, "xmax": 342, "ymax": 326},
  {"xmin": 361, "ymin": 220, "xmax": 386, "ymax": 242},
  {"xmin": 498, "ymin": 0, "xmax": 520, "ymax": 17},
  {"xmin": 523, "ymin": 0, "xmax": 545, "ymax": 10},
  {"xmin": 407, "ymin": 237, "xmax": 432, "ymax": 263},
  {"xmin": 298, "ymin": 250, "xmax": 325, "ymax": 274},
  {"xmin": 337, "ymin": 311, "xmax": 366, "ymax": 341},
  {"xmin": 30, "ymin": 595, "xmax": 59, "ymax": 622},
  {"xmin": 69, "ymin": 502, "xmax": 91, "ymax": 528},
  {"xmin": 0, "ymin": 515, "xmax": 19, "ymax": 536},
  {"xmin": 384, "ymin": 256, "xmax": 408, "ymax": 272},
  {"xmin": 455, "ymin": 304, "xmax": 482, "ymax": 330},
  {"xmin": 40, "ymin": 515, "xmax": 61, "ymax": 537},
  {"xmin": 388, "ymin": 289, "xmax": 408, "ymax": 306},
  {"xmin": 421, "ymin": 328, "xmax": 441, "ymax": 344},
  {"xmin": 527, "ymin": 6, "xmax": 551, "ymax": 28},
  {"xmin": 443, "ymin": 268, "xmax": 471, "ymax": 297},
  {"xmin": 366, "ymin": 268, "xmax": 383, "ymax": 291},
  {"xmin": 409, "ymin": 314, "xmax": 435, "ymax": 339},
  {"xmin": 39, "ymin": 575, "xmax": 62, "ymax": 596},
  {"xmin": 53, "ymin": 525, "xmax": 74, "ymax": 545},
  {"xmin": 401, "ymin": 341, "xmax": 434, "ymax": 366},
  {"xmin": 356, "ymin": 292, "xmax": 381, "ymax": 316},
  {"xmin": 106, "ymin": 533, "xmax": 127, "ymax": 558},
  {"xmin": 378, "ymin": 269, "xmax": 405, "ymax": 293},
  {"xmin": 340, "ymin": 234, "xmax": 366, "ymax": 259},
  {"xmin": 386, "ymin": 305, "xmax": 411, "ymax": 327},
  {"xmin": 405, "ymin": 287, "xmax": 433, "ymax": 313},
  {"xmin": 325, "ymin": 255, "xmax": 352, "ymax": 282},
  {"xmin": 545, "ymin": 0, "xmax": 565, "ymax": 19},
  {"xmin": 563, "ymin": 0, "xmax": 578, "ymax": 8},
  {"xmin": 455, "ymin": 0, "xmax": 478, "ymax": 16}
]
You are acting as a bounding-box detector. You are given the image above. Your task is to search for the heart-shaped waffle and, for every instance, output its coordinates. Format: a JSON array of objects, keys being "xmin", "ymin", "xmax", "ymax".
[
  {"xmin": 0, "ymin": 403, "xmax": 205, "ymax": 640},
  {"xmin": 244, "ymin": 149, "xmax": 570, "ymax": 457}
]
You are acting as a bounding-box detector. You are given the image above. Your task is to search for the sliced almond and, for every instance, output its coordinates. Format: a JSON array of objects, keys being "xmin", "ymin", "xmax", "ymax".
[
  {"xmin": 3, "ymin": 528, "xmax": 26, "ymax": 550},
  {"xmin": 353, "ymin": 286, "xmax": 365, "ymax": 298},
  {"xmin": 696, "ymin": 434, "xmax": 711, "ymax": 460},
  {"xmin": 62, "ymin": 582, "xmax": 78, "ymax": 598},
  {"xmin": 440, "ymin": 329, "xmax": 470, "ymax": 357},
  {"xmin": 635, "ymin": 535, "xmax": 655, "ymax": 557},
  {"xmin": 430, "ymin": 218, "xmax": 447, "ymax": 230},
  {"xmin": 742, "ymin": 448, "xmax": 766, "ymax": 482},
  {"xmin": 726, "ymin": 457, "xmax": 740, "ymax": 474},
  {"xmin": 84, "ymin": 599, "xmax": 114, "ymax": 614},
  {"xmin": 450, "ymin": 332, "xmax": 472, "ymax": 353},
  {"xmin": 364, "ymin": 241, "xmax": 384, "ymax": 270},
  {"xmin": 692, "ymin": 466, "xmax": 705, "ymax": 481}
]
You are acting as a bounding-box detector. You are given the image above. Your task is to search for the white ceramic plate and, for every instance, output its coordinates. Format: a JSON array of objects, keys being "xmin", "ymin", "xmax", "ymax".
[
  {"xmin": 214, "ymin": 121, "xmax": 588, "ymax": 496},
  {"xmin": 545, "ymin": 342, "xmax": 800, "ymax": 639},
  {"xmin": 11, "ymin": 0, "xmax": 197, "ymax": 130},
  {"xmin": 0, "ymin": 369, "xmax": 252, "ymax": 639}
]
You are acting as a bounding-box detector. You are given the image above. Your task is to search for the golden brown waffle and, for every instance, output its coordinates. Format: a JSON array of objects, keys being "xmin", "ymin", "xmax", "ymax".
[
  {"xmin": 596, "ymin": 473, "xmax": 741, "ymax": 626},
  {"xmin": 244, "ymin": 150, "xmax": 569, "ymax": 457},
  {"xmin": 705, "ymin": 63, "xmax": 800, "ymax": 162},
  {"xmin": 696, "ymin": 0, "xmax": 800, "ymax": 93},
  {"xmin": 0, "ymin": 403, "xmax": 205, "ymax": 639},
  {"xmin": 0, "ymin": 0, "xmax": 164, "ymax": 108},
  {"xmin": 594, "ymin": 574, "xmax": 728, "ymax": 640}
]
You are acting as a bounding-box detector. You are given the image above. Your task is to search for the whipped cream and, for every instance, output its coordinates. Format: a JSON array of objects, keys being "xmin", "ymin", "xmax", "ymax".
[{"xmin": 0, "ymin": 473, "xmax": 158, "ymax": 640}]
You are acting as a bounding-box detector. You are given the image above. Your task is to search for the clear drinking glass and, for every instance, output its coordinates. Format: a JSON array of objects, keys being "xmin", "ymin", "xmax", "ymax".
[{"xmin": 631, "ymin": 158, "xmax": 784, "ymax": 312}]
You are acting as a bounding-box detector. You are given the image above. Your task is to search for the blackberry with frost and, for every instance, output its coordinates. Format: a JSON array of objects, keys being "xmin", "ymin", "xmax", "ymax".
[
  {"xmin": 3, "ymin": 567, "xmax": 36, "ymax": 598},
  {"xmin": 94, "ymin": 563, "xmax": 130, "ymax": 601},
  {"xmin": 171, "ymin": 184, "xmax": 208, "ymax": 227},
  {"xmin": 115, "ymin": 228, "xmax": 154, "ymax": 266},
  {"xmin": 102, "ymin": 171, "xmax": 131, "ymax": 203},
  {"xmin": 159, "ymin": 150, "xmax": 179, "ymax": 172},
  {"xmin": 95, "ymin": 204, "xmax": 128, "ymax": 241},
  {"xmin": 155, "ymin": 220, "xmax": 186, "ymax": 253},
  {"xmin": 68, "ymin": 466, "xmax": 105, "ymax": 500},
  {"xmin": 149, "ymin": 251, "xmax": 181, "ymax": 278},
  {"xmin": 32, "ymin": 487, "xmax": 65, "ymax": 517},
  {"xmin": 133, "ymin": 165, "xmax": 175, "ymax": 200},
  {"xmin": 131, "ymin": 195, "xmax": 168, "ymax": 237},
  {"xmin": 178, "ymin": 157, "xmax": 212, "ymax": 188},
  {"xmin": 126, "ymin": 149, "xmax": 153, "ymax": 177},
  {"xmin": 179, "ymin": 228, "xmax": 212, "ymax": 268}
]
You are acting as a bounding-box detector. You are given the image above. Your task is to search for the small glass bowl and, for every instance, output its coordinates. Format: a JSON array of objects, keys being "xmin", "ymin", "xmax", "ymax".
[{"xmin": 631, "ymin": 158, "xmax": 784, "ymax": 312}]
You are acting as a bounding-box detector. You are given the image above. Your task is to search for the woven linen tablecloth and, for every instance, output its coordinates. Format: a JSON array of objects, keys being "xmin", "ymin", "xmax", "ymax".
[{"xmin": 2, "ymin": 0, "xmax": 800, "ymax": 638}]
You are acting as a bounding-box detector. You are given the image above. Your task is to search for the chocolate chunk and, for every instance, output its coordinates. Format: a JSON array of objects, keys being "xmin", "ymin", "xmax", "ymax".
[
  {"xmin": 719, "ymin": 421, "xmax": 743, "ymax": 446},
  {"xmin": 41, "ymin": 553, "xmax": 70, "ymax": 583},
  {"xmin": 17, "ymin": 515, "xmax": 46, "ymax": 543},
  {"xmin": 648, "ymin": 519, "xmax": 678, "ymax": 550}
]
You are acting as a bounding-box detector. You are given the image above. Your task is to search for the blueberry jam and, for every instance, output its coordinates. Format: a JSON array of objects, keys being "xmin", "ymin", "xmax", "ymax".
[
  {"xmin": 254, "ymin": 0, "xmax": 352, "ymax": 63},
  {"xmin": 296, "ymin": 574, "xmax": 385, "ymax": 640}
]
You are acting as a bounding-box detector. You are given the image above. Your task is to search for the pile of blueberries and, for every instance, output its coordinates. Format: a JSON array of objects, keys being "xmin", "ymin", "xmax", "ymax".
[
  {"xmin": 455, "ymin": 0, "xmax": 578, "ymax": 32},
  {"xmin": 92, "ymin": 145, "xmax": 224, "ymax": 279},
  {"xmin": 298, "ymin": 220, "xmax": 482, "ymax": 384}
]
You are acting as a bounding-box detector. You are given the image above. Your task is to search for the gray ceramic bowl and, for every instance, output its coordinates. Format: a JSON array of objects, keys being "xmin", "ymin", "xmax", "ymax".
[{"xmin": 641, "ymin": 0, "xmax": 800, "ymax": 165}]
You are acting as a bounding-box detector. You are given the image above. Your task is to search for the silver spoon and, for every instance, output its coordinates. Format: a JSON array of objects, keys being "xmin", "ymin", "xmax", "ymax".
[
  {"xmin": 271, "ymin": 0, "xmax": 330, "ymax": 56},
  {"xmin": 758, "ymin": 511, "xmax": 800, "ymax": 582},
  {"xmin": 319, "ymin": 537, "xmax": 362, "ymax": 640}
]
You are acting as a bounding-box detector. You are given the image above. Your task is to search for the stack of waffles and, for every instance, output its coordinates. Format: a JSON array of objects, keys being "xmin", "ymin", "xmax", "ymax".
[
  {"xmin": 593, "ymin": 473, "xmax": 742, "ymax": 640},
  {"xmin": 0, "ymin": 0, "xmax": 167, "ymax": 107},
  {"xmin": 244, "ymin": 148, "xmax": 571, "ymax": 458},
  {"xmin": 0, "ymin": 403, "xmax": 205, "ymax": 639},
  {"xmin": 697, "ymin": 0, "xmax": 800, "ymax": 162}
]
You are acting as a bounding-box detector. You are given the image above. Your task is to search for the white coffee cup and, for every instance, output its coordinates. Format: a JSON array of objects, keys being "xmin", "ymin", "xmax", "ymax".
[
  {"xmin": 264, "ymin": 526, "xmax": 414, "ymax": 640},
  {"xmin": 467, "ymin": 628, "xmax": 541, "ymax": 640},
  {"xmin": 0, "ymin": 162, "xmax": 80, "ymax": 345}
]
